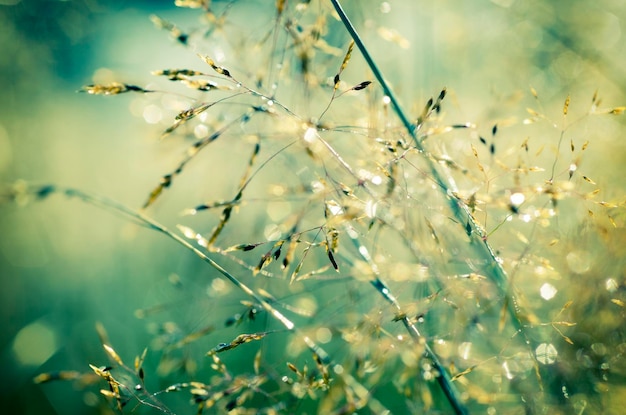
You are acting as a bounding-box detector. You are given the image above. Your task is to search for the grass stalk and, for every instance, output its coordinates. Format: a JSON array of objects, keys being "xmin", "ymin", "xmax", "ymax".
[
  {"xmin": 330, "ymin": 0, "xmax": 556, "ymax": 409},
  {"xmin": 17, "ymin": 183, "xmax": 393, "ymax": 413},
  {"xmin": 330, "ymin": 0, "xmax": 530, "ymax": 351}
]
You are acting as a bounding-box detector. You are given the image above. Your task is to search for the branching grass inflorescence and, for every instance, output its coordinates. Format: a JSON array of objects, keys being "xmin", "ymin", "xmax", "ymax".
[{"xmin": 4, "ymin": 1, "xmax": 626, "ymax": 414}]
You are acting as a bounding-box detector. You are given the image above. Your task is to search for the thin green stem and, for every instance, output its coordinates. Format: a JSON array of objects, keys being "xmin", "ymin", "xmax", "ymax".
[
  {"xmin": 329, "ymin": 1, "xmax": 417, "ymax": 145},
  {"xmin": 20, "ymin": 184, "xmax": 391, "ymax": 413},
  {"xmin": 329, "ymin": 0, "xmax": 525, "ymax": 340},
  {"xmin": 344, "ymin": 224, "xmax": 468, "ymax": 415}
]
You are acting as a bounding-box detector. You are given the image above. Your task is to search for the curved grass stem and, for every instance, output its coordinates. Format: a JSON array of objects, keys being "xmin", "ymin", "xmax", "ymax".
[{"xmin": 17, "ymin": 183, "xmax": 391, "ymax": 413}]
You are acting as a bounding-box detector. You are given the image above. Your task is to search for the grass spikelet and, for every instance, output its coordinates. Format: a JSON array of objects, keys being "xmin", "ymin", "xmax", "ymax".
[
  {"xmin": 152, "ymin": 68, "xmax": 206, "ymax": 79},
  {"xmin": 145, "ymin": 112, "xmax": 251, "ymax": 208},
  {"xmin": 336, "ymin": 40, "xmax": 354, "ymax": 88},
  {"xmin": 608, "ymin": 106, "xmax": 626, "ymax": 115},
  {"xmin": 79, "ymin": 82, "xmax": 150, "ymax": 95},
  {"xmin": 103, "ymin": 344, "xmax": 124, "ymax": 366},
  {"xmin": 175, "ymin": 0, "xmax": 210, "ymax": 9},
  {"xmin": 276, "ymin": 0, "xmax": 286, "ymax": 16},
  {"xmin": 563, "ymin": 94, "xmax": 570, "ymax": 115},
  {"xmin": 33, "ymin": 371, "xmax": 81, "ymax": 384},
  {"xmin": 151, "ymin": 14, "xmax": 189, "ymax": 45},
  {"xmin": 161, "ymin": 102, "xmax": 215, "ymax": 138},
  {"xmin": 197, "ymin": 54, "xmax": 232, "ymax": 77},
  {"xmin": 207, "ymin": 332, "xmax": 267, "ymax": 355}
]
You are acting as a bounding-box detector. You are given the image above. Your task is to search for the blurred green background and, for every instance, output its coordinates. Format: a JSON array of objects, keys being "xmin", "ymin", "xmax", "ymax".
[{"xmin": 1, "ymin": 0, "xmax": 625, "ymax": 414}]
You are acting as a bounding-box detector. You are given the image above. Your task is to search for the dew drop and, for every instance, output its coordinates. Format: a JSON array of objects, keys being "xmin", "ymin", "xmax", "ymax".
[
  {"xmin": 214, "ymin": 49, "xmax": 225, "ymax": 62},
  {"xmin": 382, "ymin": 95, "xmax": 391, "ymax": 105},
  {"xmin": 210, "ymin": 278, "xmax": 229, "ymax": 296},
  {"xmin": 540, "ymin": 283, "xmax": 557, "ymax": 300},
  {"xmin": 304, "ymin": 127, "xmax": 317, "ymax": 143},
  {"xmin": 326, "ymin": 200, "xmax": 344, "ymax": 216},
  {"xmin": 502, "ymin": 360, "xmax": 514, "ymax": 379},
  {"xmin": 458, "ymin": 342, "xmax": 472, "ymax": 360},
  {"xmin": 605, "ymin": 278, "xmax": 618, "ymax": 292},
  {"xmin": 380, "ymin": 2, "xmax": 391, "ymax": 13},
  {"xmin": 365, "ymin": 200, "xmax": 377, "ymax": 218},
  {"xmin": 566, "ymin": 251, "xmax": 591, "ymax": 274},
  {"xmin": 510, "ymin": 192, "xmax": 525, "ymax": 207},
  {"xmin": 269, "ymin": 184, "xmax": 286, "ymax": 196},
  {"xmin": 194, "ymin": 124, "xmax": 209, "ymax": 138},
  {"xmin": 316, "ymin": 327, "xmax": 332, "ymax": 344},
  {"xmin": 434, "ymin": 338, "xmax": 452, "ymax": 359},
  {"xmin": 422, "ymin": 361, "xmax": 434, "ymax": 380},
  {"xmin": 346, "ymin": 226, "xmax": 358, "ymax": 239},
  {"xmin": 311, "ymin": 180, "xmax": 325, "ymax": 193},
  {"xmin": 179, "ymin": 226, "xmax": 196, "ymax": 239},
  {"xmin": 536, "ymin": 343, "xmax": 558, "ymax": 364}
]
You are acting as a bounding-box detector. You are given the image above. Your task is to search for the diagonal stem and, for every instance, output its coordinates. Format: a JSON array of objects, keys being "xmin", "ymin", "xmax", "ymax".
[
  {"xmin": 330, "ymin": 0, "xmax": 548, "ymax": 411},
  {"xmin": 344, "ymin": 224, "xmax": 468, "ymax": 415},
  {"xmin": 329, "ymin": 0, "xmax": 527, "ymax": 345},
  {"xmin": 21, "ymin": 184, "xmax": 392, "ymax": 412},
  {"xmin": 330, "ymin": 1, "xmax": 418, "ymax": 146}
]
